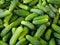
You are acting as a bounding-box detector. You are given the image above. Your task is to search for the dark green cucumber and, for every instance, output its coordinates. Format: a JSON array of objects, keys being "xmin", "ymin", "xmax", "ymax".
[{"xmin": 47, "ymin": 0, "xmax": 60, "ymax": 6}]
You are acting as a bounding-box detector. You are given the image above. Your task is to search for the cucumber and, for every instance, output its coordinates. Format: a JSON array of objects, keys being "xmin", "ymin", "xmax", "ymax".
[
  {"xmin": 33, "ymin": 15, "xmax": 49, "ymax": 20},
  {"xmin": 53, "ymin": 32, "xmax": 60, "ymax": 39},
  {"xmin": 53, "ymin": 13, "xmax": 59, "ymax": 24},
  {"xmin": 52, "ymin": 24, "xmax": 60, "ymax": 34},
  {"xmin": 34, "ymin": 24, "xmax": 46, "ymax": 38},
  {"xmin": 39, "ymin": 38, "xmax": 48, "ymax": 45},
  {"xmin": 18, "ymin": 27, "xmax": 29, "ymax": 40},
  {"xmin": 32, "ymin": 18, "xmax": 48, "ymax": 25},
  {"xmin": 45, "ymin": 29, "xmax": 52, "ymax": 40},
  {"xmin": 18, "ymin": 3, "xmax": 30, "ymax": 10},
  {"xmin": 29, "ymin": 0, "xmax": 38, "ymax": 6},
  {"xmin": 30, "ymin": 9, "xmax": 44, "ymax": 15},
  {"xmin": 9, "ymin": 0, "xmax": 18, "ymax": 12},
  {"xmin": 9, "ymin": 26, "xmax": 23, "ymax": 45},
  {"xmin": 49, "ymin": 4, "xmax": 58, "ymax": 13},
  {"xmin": 21, "ymin": 21, "xmax": 35, "ymax": 30},
  {"xmin": 26, "ymin": 35, "xmax": 41, "ymax": 45},
  {"xmin": 14, "ymin": 9, "xmax": 30, "ymax": 17},
  {"xmin": 16, "ymin": 38, "xmax": 26, "ymax": 45},
  {"xmin": 4, "ymin": 13, "xmax": 12, "ymax": 27},
  {"xmin": 2, "ymin": 32, "xmax": 12, "ymax": 42},
  {"xmin": 49, "ymin": 38, "xmax": 56, "ymax": 45},
  {"xmin": 25, "ymin": 13, "xmax": 38, "ymax": 21},
  {"xmin": 23, "ymin": 0, "xmax": 32, "ymax": 4},
  {"xmin": 47, "ymin": 0, "xmax": 60, "ymax": 6}
]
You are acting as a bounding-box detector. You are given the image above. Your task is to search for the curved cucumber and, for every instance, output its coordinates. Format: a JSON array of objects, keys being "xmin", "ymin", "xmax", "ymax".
[{"xmin": 25, "ymin": 13, "xmax": 38, "ymax": 21}]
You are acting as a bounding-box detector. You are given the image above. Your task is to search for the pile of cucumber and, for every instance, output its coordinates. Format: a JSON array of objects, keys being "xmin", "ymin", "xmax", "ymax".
[{"xmin": 0, "ymin": 0, "xmax": 60, "ymax": 45}]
